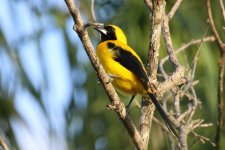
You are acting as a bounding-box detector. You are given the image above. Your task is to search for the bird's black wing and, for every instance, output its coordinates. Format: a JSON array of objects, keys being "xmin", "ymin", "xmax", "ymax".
[
  {"xmin": 107, "ymin": 42, "xmax": 149, "ymax": 88},
  {"xmin": 107, "ymin": 42, "xmax": 178, "ymax": 137}
]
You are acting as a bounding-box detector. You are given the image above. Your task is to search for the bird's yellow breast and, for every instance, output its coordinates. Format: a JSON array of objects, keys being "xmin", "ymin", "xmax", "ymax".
[{"xmin": 96, "ymin": 41, "xmax": 146, "ymax": 95}]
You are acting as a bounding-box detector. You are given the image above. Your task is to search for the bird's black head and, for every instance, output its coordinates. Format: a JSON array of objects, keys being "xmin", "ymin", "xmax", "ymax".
[{"xmin": 94, "ymin": 24, "xmax": 127, "ymax": 44}]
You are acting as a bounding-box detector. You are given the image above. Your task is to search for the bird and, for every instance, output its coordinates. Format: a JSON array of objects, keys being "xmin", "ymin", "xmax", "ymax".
[{"xmin": 93, "ymin": 24, "xmax": 177, "ymax": 137}]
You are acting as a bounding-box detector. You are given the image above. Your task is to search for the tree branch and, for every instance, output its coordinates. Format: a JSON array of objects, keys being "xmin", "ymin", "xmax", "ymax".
[
  {"xmin": 219, "ymin": 0, "xmax": 225, "ymax": 23},
  {"xmin": 160, "ymin": 36, "xmax": 215, "ymax": 65},
  {"xmin": 155, "ymin": 1, "xmax": 215, "ymax": 149},
  {"xmin": 191, "ymin": 131, "xmax": 216, "ymax": 147},
  {"xmin": 167, "ymin": 0, "xmax": 183, "ymax": 20},
  {"xmin": 140, "ymin": 1, "xmax": 166, "ymax": 149},
  {"xmin": 158, "ymin": 36, "xmax": 215, "ymax": 94},
  {"xmin": 65, "ymin": 0, "xmax": 217, "ymax": 149},
  {"xmin": 91, "ymin": 0, "xmax": 97, "ymax": 22},
  {"xmin": 147, "ymin": 0, "xmax": 165, "ymax": 80},
  {"xmin": 64, "ymin": 0, "xmax": 144, "ymax": 149},
  {"xmin": 0, "ymin": 137, "xmax": 9, "ymax": 150},
  {"xmin": 162, "ymin": 15, "xmax": 180, "ymax": 69},
  {"xmin": 207, "ymin": 0, "xmax": 225, "ymax": 150},
  {"xmin": 143, "ymin": 0, "xmax": 153, "ymax": 11},
  {"xmin": 160, "ymin": 11, "xmax": 186, "ymax": 99},
  {"xmin": 216, "ymin": 52, "xmax": 225, "ymax": 150},
  {"xmin": 139, "ymin": 97, "xmax": 155, "ymax": 149},
  {"xmin": 206, "ymin": 0, "xmax": 225, "ymax": 52}
]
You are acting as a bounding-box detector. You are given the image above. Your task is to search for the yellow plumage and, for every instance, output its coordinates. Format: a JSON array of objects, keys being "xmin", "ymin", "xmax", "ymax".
[
  {"xmin": 93, "ymin": 24, "xmax": 178, "ymax": 137},
  {"xmin": 96, "ymin": 40, "xmax": 146, "ymax": 95}
]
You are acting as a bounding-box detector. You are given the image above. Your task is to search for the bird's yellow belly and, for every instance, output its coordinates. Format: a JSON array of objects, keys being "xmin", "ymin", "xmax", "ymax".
[
  {"xmin": 101, "ymin": 58, "xmax": 145, "ymax": 95},
  {"xmin": 111, "ymin": 76, "xmax": 145, "ymax": 95},
  {"xmin": 96, "ymin": 42, "xmax": 146, "ymax": 95}
]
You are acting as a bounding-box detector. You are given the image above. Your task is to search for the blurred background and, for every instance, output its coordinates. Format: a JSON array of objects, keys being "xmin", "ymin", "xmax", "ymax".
[{"xmin": 0, "ymin": 0, "xmax": 224, "ymax": 149}]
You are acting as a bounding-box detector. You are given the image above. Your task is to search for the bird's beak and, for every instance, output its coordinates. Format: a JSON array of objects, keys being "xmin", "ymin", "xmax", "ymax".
[{"xmin": 93, "ymin": 24, "xmax": 107, "ymax": 35}]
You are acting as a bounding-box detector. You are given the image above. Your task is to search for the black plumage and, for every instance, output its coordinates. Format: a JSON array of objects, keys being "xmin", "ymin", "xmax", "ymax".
[{"xmin": 107, "ymin": 42, "xmax": 149, "ymax": 90}]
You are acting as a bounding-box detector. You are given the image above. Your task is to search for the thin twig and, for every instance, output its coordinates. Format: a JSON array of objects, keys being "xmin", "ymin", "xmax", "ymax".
[
  {"xmin": 198, "ymin": 123, "xmax": 213, "ymax": 128},
  {"xmin": 177, "ymin": 36, "xmax": 214, "ymax": 55},
  {"xmin": 191, "ymin": 119, "xmax": 204, "ymax": 130},
  {"xmin": 91, "ymin": 0, "xmax": 97, "ymax": 22},
  {"xmin": 167, "ymin": 0, "xmax": 183, "ymax": 20},
  {"xmin": 157, "ymin": 66, "xmax": 186, "ymax": 96},
  {"xmin": 207, "ymin": 1, "xmax": 225, "ymax": 150},
  {"xmin": 187, "ymin": 87, "xmax": 198, "ymax": 122},
  {"xmin": 160, "ymin": 36, "xmax": 215, "ymax": 67},
  {"xmin": 174, "ymin": 93, "xmax": 181, "ymax": 117},
  {"xmin": 143, "ymin": 0, "xmax": 153, "ymax": 11},
  {"xmin": 186, "ymin": 38, "xmax": 203, "ymax": 123},
  {"xmin": 177, "ymin": 104, "xmax": 192, "ymax": 122},
  {"xmin": 153, "ymin": 117, "xmax": 176, "ymax": 137},
  {"xmin": 162, "ymin": 15, "xmax": 180, "ymax": 68},
  {"xmin": 219, "ymin": 0, "xmax": 225, "ymax": 23},
  {"xmin": 216, "ymin": 52, "xmax": 225, "ymax": 150},
  {"xmin": 191, "ymin": 131, "xmax": 216, "ymax": 147},
  {"xmin": 0, "ymin": 137, "xmax": 9, "ymax": 150},
  {"xmin": 207, "ymin": 0, "xmax": 225, "ymax": 52}
]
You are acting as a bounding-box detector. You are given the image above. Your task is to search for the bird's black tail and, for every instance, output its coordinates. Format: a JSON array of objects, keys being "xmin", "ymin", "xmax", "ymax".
[{"xmin": 147, "ymin": 92, "xmax": 178, "ymax": 138}]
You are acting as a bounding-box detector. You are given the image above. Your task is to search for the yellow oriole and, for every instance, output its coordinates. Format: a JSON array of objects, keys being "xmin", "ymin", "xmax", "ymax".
[{"xmin": 94, "ymin": 24, "xmax": 177, "ymax": 137}]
